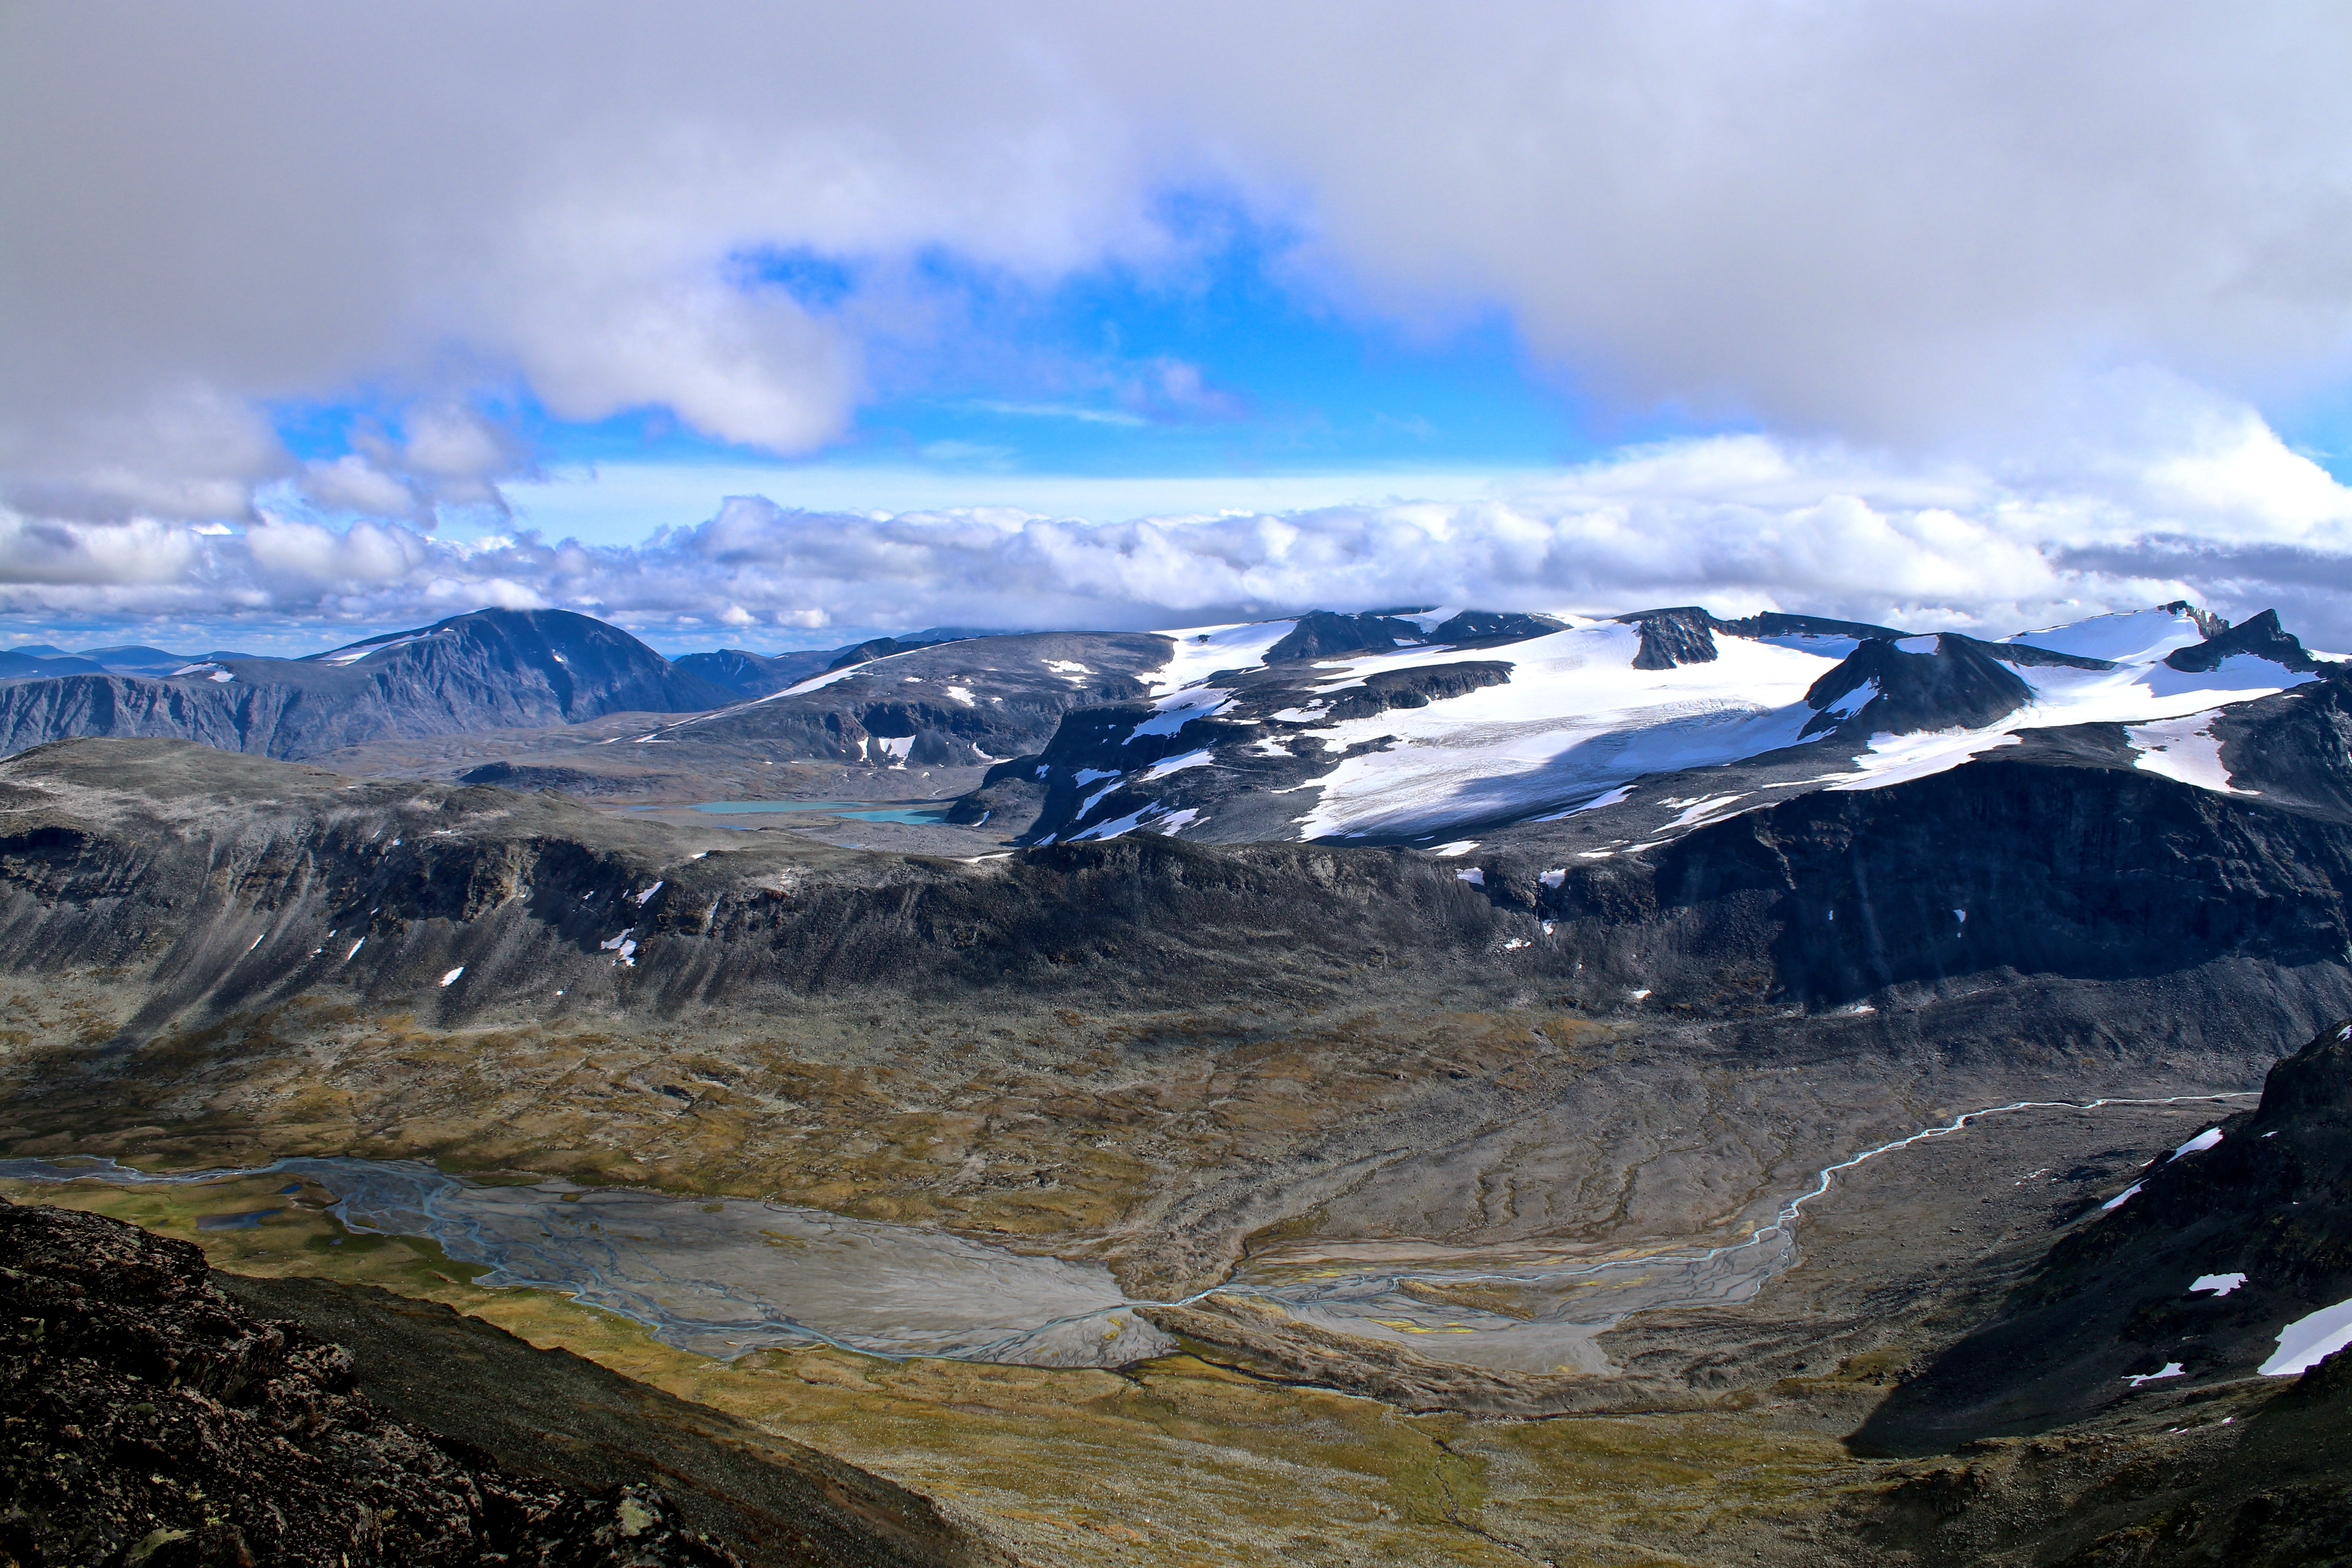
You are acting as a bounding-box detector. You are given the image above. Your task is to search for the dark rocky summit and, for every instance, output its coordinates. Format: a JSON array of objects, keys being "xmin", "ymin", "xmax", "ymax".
[
  {"xmin": 1617, "ymin": 605, "xmax": 1724, "ymax": 669},
  {"xmin": 2165, "ymin": 606, "xmax": 2330, "ymax": 675},
  {"xmin": 0, "ymin": 1197, "xmax": 743, "ymax": 1567},
  {"xmin": 669, "ymin": 648, "xmax": 838, "ymax": 699},
  {"xmin": 1259, "ymin": 608, "xmax": 1433, "ymax": 662},
  {"xmin": 1813, "ymin": 1016, "xmax": 2352, "ymax": 1568},
  {"xmin": 1617, "ymin": 606, "xmax": 1908, "ymax": 671},
  {"xmin": 1799, "ymin": 632, "xmax": 2108, "ymax": 742}
]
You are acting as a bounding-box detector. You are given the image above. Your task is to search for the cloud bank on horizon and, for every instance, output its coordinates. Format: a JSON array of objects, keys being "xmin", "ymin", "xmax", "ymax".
[
  {"xmin": 4, "ymin": 422, "xmax": 2348, "ymax": 655},
  {"xmin": 4, "ymin": 2, "xmax": 2352, "ymax": 648}
]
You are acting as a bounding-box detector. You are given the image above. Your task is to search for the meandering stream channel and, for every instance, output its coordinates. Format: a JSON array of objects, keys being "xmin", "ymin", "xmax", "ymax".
[{"xmin": 0, "ymin": 1093, "xmax": 2252, "ymax": 1373}]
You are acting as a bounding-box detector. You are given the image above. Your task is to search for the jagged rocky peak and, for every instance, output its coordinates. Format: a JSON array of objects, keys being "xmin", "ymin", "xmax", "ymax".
[
  {"xmin": 2250, "ymin": 1016, "xmax": 2352, "ymax": 1125},
  {"xmin": 2166, "ymin": 607, "xmax": 2334, "ymax": 675},
  {"xmin": 1615, "ymin": 606, "xmax": 1722, "ymax": 669},
  {"xmin": 2163, "ymin": 597, "xmax": 2234, "ymax": 638},
  {"xmin": 1799, "ymin": 633, "xmax": 2040, "ymax": 741}
]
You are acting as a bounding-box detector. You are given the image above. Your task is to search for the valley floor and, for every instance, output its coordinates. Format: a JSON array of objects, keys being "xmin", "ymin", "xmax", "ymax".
[{"xmin": 5, "ymin": 1093, "xmax": 2313, "ymax": 1567}]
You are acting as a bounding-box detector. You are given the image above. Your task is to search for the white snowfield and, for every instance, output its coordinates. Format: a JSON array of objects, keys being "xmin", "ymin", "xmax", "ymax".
[
  {"xmin": 1089, "ymin": 603, "xmax": 2325, "ymax": 842},
  {"xmin": 2169, "ymin": 1127, "xmax": 2225, "ymax": 1160},
  {"xmin": 314, "ymin": 628, "xmax": 441, "ymax": 666},
  {"xmin": 2261, "ymin": 1296, "xmax": 2352, "ymax": 1376},
  {"xmin": 1143, "ymin": 619, "xmax": 1301, "ymax": 695},
  {"xmin": 1290, "ymin": 621, "xmax": 1843, "ymax": 839}
]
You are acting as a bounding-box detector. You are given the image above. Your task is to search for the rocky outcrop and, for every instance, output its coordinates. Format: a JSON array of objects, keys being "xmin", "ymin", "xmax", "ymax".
[
  {"xmin": 1261, "ymin": 609, "xmax": 1434, "ymax": 662},
  {"xmin": 2166, "ymin": 607, "xmax": 2334, "ymax": 675},
  {"xmin": 1617, "ymin": 606, "xmax": 1721, "ymax": 669},
  {"xmin": 1714, "ymin": 610, "xmax": 1905, "ymax": 641},
  {"xmin": 1800, "ymin": 634, "xmax": 2042, "ymax": 740},
  {"xmin": 216, "ymin": 1275, "xmax": 1015, "ymax": 1568}
]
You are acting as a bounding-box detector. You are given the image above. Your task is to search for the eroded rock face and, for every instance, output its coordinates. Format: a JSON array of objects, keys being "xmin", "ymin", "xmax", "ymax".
[{"xmin": 0, "ymin": 1197, "xmax": 742, "ymax": 1568}]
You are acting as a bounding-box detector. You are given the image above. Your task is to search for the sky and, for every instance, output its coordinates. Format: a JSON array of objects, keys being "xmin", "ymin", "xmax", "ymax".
[{"xmin": 5, "ymin": 2, "xmax": 2352, "ymax": 657}]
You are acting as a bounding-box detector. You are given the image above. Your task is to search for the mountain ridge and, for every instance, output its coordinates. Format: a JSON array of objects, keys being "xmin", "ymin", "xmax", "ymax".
[{"xmin": 0, "ymin": 608, "xmax": 734, "ymax": 761}]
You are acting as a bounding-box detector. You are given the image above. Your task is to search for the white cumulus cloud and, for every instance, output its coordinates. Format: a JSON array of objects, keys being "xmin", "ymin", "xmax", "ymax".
[{"xmin": 3, "ymin": 407, "xmax": 2350, "ymax": 655}]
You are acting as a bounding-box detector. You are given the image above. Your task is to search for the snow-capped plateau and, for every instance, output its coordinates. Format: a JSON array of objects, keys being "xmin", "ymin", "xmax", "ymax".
[{"xmin": 955, "ymin": 601, "xmax": 2338, "ymax": 849}]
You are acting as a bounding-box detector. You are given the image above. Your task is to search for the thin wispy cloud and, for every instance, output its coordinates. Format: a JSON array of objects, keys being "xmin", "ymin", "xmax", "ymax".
[{"xmin": 969, "ymin": 402, "xmax": 1149, "ymax": 427}]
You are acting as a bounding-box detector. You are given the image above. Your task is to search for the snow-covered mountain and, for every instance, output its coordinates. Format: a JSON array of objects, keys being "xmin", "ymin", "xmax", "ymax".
[{"xmin": 950, "ymin": 602, "xmax": 2338, "ymax": 848}]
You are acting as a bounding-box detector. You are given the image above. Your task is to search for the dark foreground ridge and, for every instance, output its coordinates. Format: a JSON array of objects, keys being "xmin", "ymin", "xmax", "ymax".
[
  {"xmin": 1827, "ymin": 1018, "xmax": 2352, "ymax": 1568},
  {"xmin": 1860, "ymin": 1013, "xmax": 2352, "ymax": 1454},
  {"xmin": 0, "ymin": 1199, "xmax": 993, "ymax": 1568}
]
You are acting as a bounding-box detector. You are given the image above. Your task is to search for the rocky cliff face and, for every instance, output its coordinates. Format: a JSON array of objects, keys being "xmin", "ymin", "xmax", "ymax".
[{"xmin": 0, "ymin": 718, "xmax": 2345, "ymax": 1053}]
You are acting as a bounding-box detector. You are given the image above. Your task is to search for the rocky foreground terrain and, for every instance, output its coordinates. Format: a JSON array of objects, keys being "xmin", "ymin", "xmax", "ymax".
[{"xmin": 0, "ymin": 1194, "xmax": 986, "ymax": 1567}]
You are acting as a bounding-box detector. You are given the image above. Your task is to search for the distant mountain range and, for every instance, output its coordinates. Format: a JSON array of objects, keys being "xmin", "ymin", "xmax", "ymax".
[
  {"xmin": 0, "ymin": 615, "xmax": 1026, "ymax": 762},
  {"xmin": 0, "ymin": 603, "xmax": 2337, "ymax": 860},
  {"xmin": 953, "ymin": 600, "xmax": 2342, "ymax": 848},
  {"xmin": 0, "ymin": 610, "xmax": 737, "ymax": 760}
]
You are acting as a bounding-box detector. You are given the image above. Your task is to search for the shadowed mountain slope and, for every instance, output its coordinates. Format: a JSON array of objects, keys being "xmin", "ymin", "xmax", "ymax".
[
  {"xmin": 1855, "ymin": 1014, "xmax": 2352, "ymax": 1455},
  {"xmin": 1, "ymin": 1194, "xmax": 1004, "ymax": 1567}
]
